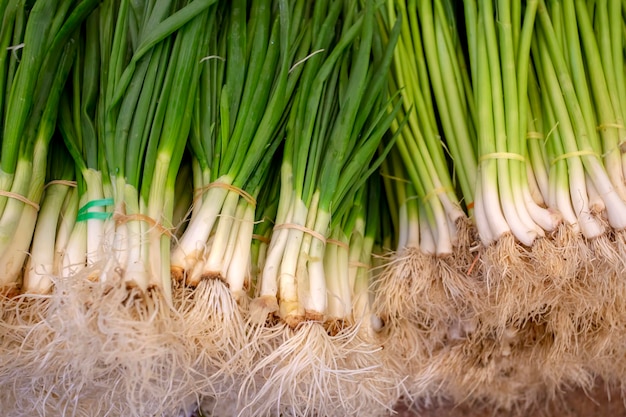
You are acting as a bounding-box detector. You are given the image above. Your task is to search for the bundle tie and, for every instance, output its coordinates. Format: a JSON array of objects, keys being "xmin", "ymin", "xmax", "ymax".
[
  {"xmin": 0, "ymin": 190, "xmax": 39, "ymax": 211},
  {"xmin": 76, "ymin": 198, "xmax": 113, "ymax": 222},
  {"xmin": 326, "ymin": 238, "xmax": 349, "ymax": 249},
  {"xmin": 479, "ymin": 152, "xmax": 525, "ymax": 163},
  {"xmin": 44, "ymin": 180, "xmax": 77, "ymax": 189},
  {"xmin": 273, "ymin": 223, "xmax": 326, "ymax": 244},
  {"xmin": 114, "ymin": 212, "xmax": 175, "ymax": 238},
  {"xmin": 423, "ymin": 186, "xmax": 454, "ymax": 203},
  {"xmin": 526, "ymin": 131, "xmax": 543, "ymax": 140},
  {"xmin": 379, "ymin": 171, "xmax": 410, "ymax": 183},
  {"xmin": 195, "ymin": 181, "xmax": 256, "ymax": 207},
  {"xmin": 550, "ymin": 150, "xmax": 598, "ymax": 166},
  {"xmin": 252, "ymin": 233, "xmax": 271, "ymax": 244},
  {"xmin": 349, "ymin": 261, "xmax": 370, "ymax": 269},
  {"xmin": 596, "ymin": 123, "xmax": 625, "ymax": 131}
]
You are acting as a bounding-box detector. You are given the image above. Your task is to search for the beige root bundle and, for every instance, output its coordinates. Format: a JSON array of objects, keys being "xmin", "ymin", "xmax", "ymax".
[
  {"xmin": 225, "ymin": 320, "xmax": 401, "ymax": 417},
  {"xmin": 375, "ymin": 0, "xmax": 626, "ymax": 412},
  {"xmin": 173, "ymin": 278, "xmax": 254, "ymax": 403},
  {"xmin": 0, "ymin": 267, "xmax": 200, "ymax": 417},
  {"xmin": 241, "ymin": 213, "xmax": 405, "ymax": 416}
]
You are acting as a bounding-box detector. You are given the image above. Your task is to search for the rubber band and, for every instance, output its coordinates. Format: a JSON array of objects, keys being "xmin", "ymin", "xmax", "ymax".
[
  {"xmin": 596, "ymin": 123, "xmax": 625, "ymax": 131},
  {"xmin": 194, "ymin": 181, "xmax": 256, "ymax": 206},
  {"xmin": 379, "ymin": 172, "xmax": 411, "ymax": 183},
  {"xmin": 479, "ymin": 152, "xmax": 525, "ymax": 163},
  {"xmin": 467, "ymin": 253, "xmax": 481, "ymax": 275},
  {"xmin": 252, "ymin": 233, "xmax": 271, "ymax": 244},
  {"xmin": 290, "ymin": 49, "xmax": 325, "ymax": 73},
  {"xmin": 0, "ymin": 190, "xmax": 40, "ymax": 211},
  {"xmin": 422, "ymin": 186, "xmax": 454, "ymax": 203},
  {"xmin": 349, "ymin": 261, "xmax": 370, "ymax": 269},
  {"xmin": 77, "ymin": 212, "xmax": 112, "ymax": 222},
  {"xmin": 113, "ymin": 212, "xmax": 174, "ymax": 238},
  {"xmin": 326, "ymin": 238, "xmax": 349, "ymax": 249},
  {"xmin": 466, "ymin": 201, "xmax": 475, "ymax": 210},
  {"xmin": 273, "ymin": 223, "xmax": 326, "ymax": 244},
  {"xmin": 76, "ymin": 198, "xmax": 113, "ymax": 222},
  {"xmin": 550, "ymin": 150, "xmax": 598, "ymax": 166},
  {"xmin": 526, "ymin": 131, "xmax": 543, "ymax": 139},
  {"xmin": 44, "ymin": 180, "xmax": 77, "ymax": 189}
]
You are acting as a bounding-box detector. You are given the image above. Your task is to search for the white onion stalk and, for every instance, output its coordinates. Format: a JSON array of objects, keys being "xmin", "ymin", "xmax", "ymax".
[
  {"xmin": 24, "ymin": 183, "xmax": 73, "ymax": 293},
  {"xmin": 0, "ymin": 0, "xmax": 89, "ymax": 292},
  {"xmin": 536, "ymin": 0, "xmax": 626, "ymax": 233},
  {"xmin": 170, "ymin": 178, "xmax": 231, "ymax": 282},
  {"xmin": 53, "ymin": 187, "xmax": 79, "ymax": 275},
  {"xmin": 0, "ymin": 40, "xmax": 77, "ymax": 286},
  {"xmin": 171, "ymin": 0, "xmax": 299, "ymax": 292}
]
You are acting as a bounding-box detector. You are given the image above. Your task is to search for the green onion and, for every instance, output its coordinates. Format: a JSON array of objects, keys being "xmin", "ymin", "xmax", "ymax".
[
  {"xmin": 98, "ymin": 0, "xmax": 215, "ymax": 301},
  {"xmin": 56, "ymin": 7, "xmax": 109, "ymax": 280},
  {"xmin": 170, "ymin": 0, "xmax": 302, "ymax": 300},
  {"xmin": 0, "ymin": 0, "xmax": 98, "ymax": 291},
  {"xmin": 23, "ymin": 138, "xmax": 76, "ymax": 293},
  {"xmin": 535, "ymin": 0, "xmax": 626, "ymax": 236}
]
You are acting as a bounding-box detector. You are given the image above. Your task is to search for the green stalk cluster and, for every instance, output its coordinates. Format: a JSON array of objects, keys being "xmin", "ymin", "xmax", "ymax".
[
  {"xmin": 383, "ymin": 0, "xmax": 470, "ymax": 256},
  {"xmin": 170, "ymin": 0, "xmax": 304, "ymax": 301},
  {"xmin": 252, "ymin": 0, "xmax": 402, "ymax": 328},
  {"xmin": 101, "ymin": 0, "xmax": 215, "ymax": 302},
  {"xmin": 0, "ymin": 0, "xmax": 99, "ymax": 293},
  {"xmin": 531, "ymin": 0, "xmax": 626, "ymax": 239}
]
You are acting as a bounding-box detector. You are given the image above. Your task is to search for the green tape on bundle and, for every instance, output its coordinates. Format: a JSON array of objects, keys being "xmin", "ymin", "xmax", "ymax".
[{"xmin": 77, "ymin": 198, "xmax": 114, "ymax": 222}]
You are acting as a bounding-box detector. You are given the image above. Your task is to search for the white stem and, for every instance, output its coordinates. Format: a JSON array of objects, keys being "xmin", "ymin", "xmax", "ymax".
[
  {"xmin": 526, "ymin": 160, "xmax": 546, "ymax": 205},
  {"xmin": 0, "ymin": 159, "xmax": 34, "ymax": 255},
  {"xmin": 258, "ymin": 194, "xmax": 295, "ymax": 298},
  {"xmin": 219, "ymin": 199, "xmax": 247, "ymax": 279},
  {"xmin": 83, "ymin": 169, "xmax": 106, "ymax": 266},
  {"xmin": 306, "ymin": 208, "xmax": 330, "ymax": 316},
  {"xmin": 324, "ymin": 237, "xmax": 341, "ymax": 318},
  {"xmin": 556, "ymin": 191, "xmax": 579, "ymax": 232},
  {"xmin": 473, "ymin": 169, "xmax": 495, "ymax": 245},
  {"xmin": 603, "ymin": 146, "xmax": 626, "ymax": 201},
  {"xmin": 62, "ymin": 216, "xmax": 87, "ymax": 277},
  {"xmin": 278, "ymin": 199, "xmax": 308, "ymax": 320},
  {"xmin": 205, "ymin": 190, "xmax": 240, "ymax": 275},
  {"xmin": 171, "ymin": 175, "xmax": 232, "ymax": 271},
  {"xmin": 585, "ymin": 172, "xmax": 605, "ymax": 214},
  {"xmin": 226, "ymin": 202, "xmax": 255, "ymax": 297},
  {"xmin": 569, "ymin": 174, "xmax": 605, "ymax": 238},
  {"xmin": 503, "ymin": 172, "xmax": 540, "ymax": 246},
  {"xmin": 583, "ymin": 142, "xmax": 626, "ymax": 229},
  {"xmin": 419, "ymin": 204, "xmax": 436, "ymax": 255},
  {"xmin": 430, "ymin": 198, "xmax": 453, "ymax": 255},
  {"xmin": 352, "ymin": 249, "xmax": 372, "ymax": 328},
  {"xmin": 481, "ymin": 161, "xmax": 510, "ymax": 240},
  {"xmin": 187, "ymin": 257, "xmax": 206, "ymax": 287},
  {"xmin": 0, "ymin": 204, "xmax": 39, "ymax": 287},
  {"xmin": 54, "ymin": 187, "xmax": 78, "ymax": 275},
  {"xmin": 23, "ymin": 184, "xmax": 69, "ymax": 293},
  {"xmin": 397, "ymin": 200, "xmax": 409, "ymax": 249},
  {"xmin": 325, "ymin": 232, "xmax": 351, "ymax": 321},
  {"xmin": 348, "ymin": 220, "xmax": 364, "ymax": 291},
  {"xmin": 446, "ymin": 212, "xmax": 458, "ymax": 247},
  {"xmin": 521, "ymin": 185, "xmax": 560, "ymax": 232},
  {"xmin": 122, "ymin": 183, "xmax": 148, "ymax": 289}
]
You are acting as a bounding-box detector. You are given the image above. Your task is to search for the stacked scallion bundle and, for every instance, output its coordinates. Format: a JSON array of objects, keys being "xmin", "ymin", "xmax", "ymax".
[
  {"xmin": 374, "ymin": 0, "xmax": 626, "ymax": 411},
  {"xmin": 238, "ymin": 1, "xmax": 405, "ymax": 415}
]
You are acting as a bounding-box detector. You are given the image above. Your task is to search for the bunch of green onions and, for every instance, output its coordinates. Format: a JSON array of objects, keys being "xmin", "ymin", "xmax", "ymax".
[{"xmin": 4, "ymin": 0, "xmax": 626, "ymax": 415}]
